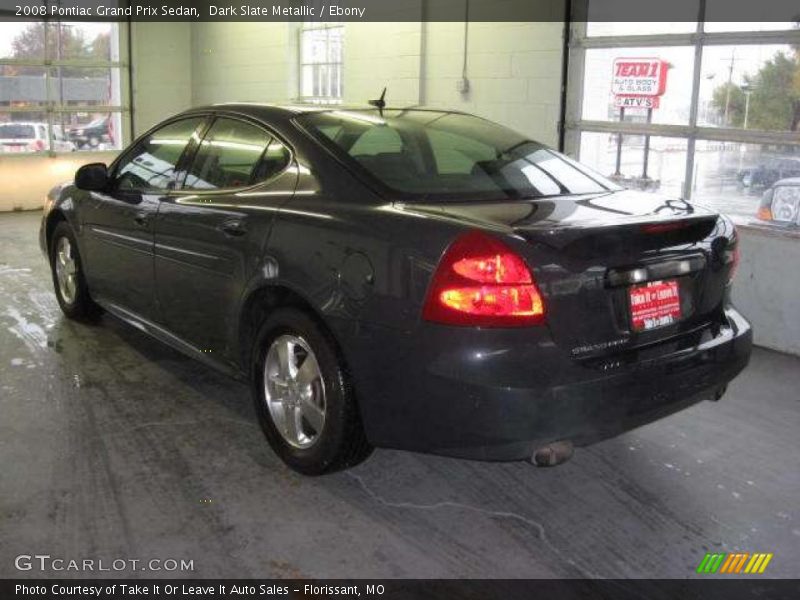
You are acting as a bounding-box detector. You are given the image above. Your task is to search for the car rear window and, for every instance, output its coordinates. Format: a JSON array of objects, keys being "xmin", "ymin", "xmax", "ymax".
[
  {"xmin": 0, "ymin": 124, "xmax": 36, "ymax": 139},
  {"xmin": 297, "ymin": 110, "xmax": 621, "ymax": 201}
]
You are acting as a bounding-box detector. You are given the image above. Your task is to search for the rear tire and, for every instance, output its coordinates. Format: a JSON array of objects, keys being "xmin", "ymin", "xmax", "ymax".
[
  {"xmin": 49, "ymin": 221, "xmax": 102, "ymax": 321},
  {"xmin": 251, "ymin": 307, "xmax": 372, "ymax": 475}
]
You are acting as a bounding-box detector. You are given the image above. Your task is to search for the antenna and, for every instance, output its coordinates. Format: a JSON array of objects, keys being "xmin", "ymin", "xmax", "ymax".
[{"xmin": 369, "ymin": 87, "xmax": 387, "ymax": 116}]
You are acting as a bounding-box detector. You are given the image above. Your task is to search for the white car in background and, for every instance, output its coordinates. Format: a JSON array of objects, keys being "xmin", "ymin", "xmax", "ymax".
[{"xmin": 0, "ymin": 122, "xmax": 76, "ymax": 153}]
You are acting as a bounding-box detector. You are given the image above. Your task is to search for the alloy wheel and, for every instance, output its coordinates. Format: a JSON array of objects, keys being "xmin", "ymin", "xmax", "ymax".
[
  {"xmin": 54, "ymin": 236, "xmax": 78, "ymax": 304},
  {"xmin": 263, "ymin": 334, "xmax": 327, "ymax": 449}
]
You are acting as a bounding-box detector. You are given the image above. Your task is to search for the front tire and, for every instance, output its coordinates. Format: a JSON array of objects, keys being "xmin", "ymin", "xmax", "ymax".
[
  {"xmin": 49, "ymin": 221, "xmax": 101, "ymax": 321},
  {"xmin": 251, "ymin": 308, "xmax": 372, "ymax": 475}
]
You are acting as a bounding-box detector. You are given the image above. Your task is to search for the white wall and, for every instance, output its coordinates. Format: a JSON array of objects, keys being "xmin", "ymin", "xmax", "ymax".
[
  {"xmin": 191, "ymin": 22, "xmax": 292, "ymax": 105},
  {"xmin": 130, "ymin": 22, "xmax": 193, "ymax": 135},
  {"xmin": 343, "ymin": 22, "xmax": 425, "ymax": 106},
  {"xmin": 733, "ymin": 226, "xmax": 800, "ymax": 357},
  {"xmin": 188, "ymin": 21, "xmax": 565, "ymax": 146},
  {"xmin": 0, "ymin": 152, "xmax": 118, "ymax": 212},
  {"xmin": 424, "ymin": 22, "xmax": 563, "ymax": 145}
]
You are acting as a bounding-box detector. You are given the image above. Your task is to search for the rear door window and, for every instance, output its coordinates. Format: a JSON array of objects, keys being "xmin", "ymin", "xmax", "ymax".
[{"xmin": 183, "ymin": 118, "xmax": 272, "ymax": 190}]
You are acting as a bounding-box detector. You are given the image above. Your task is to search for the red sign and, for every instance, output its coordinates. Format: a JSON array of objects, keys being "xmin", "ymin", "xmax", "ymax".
[
  {"xmin": 612, "ymin": 57, "xmax": 669, "ymax": 98},
  {"xmin": 629, "ymin": 280, "xmax": 682, "ymax": 331}
]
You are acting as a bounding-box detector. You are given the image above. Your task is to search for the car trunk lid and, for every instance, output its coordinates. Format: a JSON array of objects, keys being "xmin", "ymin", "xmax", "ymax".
[{"xmin": 405, "ymin": 190, "xmax": 734, "ymax": 359}]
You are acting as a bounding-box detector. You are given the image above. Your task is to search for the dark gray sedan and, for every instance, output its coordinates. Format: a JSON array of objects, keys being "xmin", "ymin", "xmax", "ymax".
[{"xmin": 41, "ymin": 104, "xmax": 752, "ymax": 474}]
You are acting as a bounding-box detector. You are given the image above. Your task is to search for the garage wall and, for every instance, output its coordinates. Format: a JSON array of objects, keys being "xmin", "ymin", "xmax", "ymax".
[
  {"xmin": 130, "ymin": 22, "xmax": 193, "ymax": 135},
  {"xmin": 0, "ymin": 152, "xmax": 118, "ymax": 212},
  {"xmin": 733, "ymin": 227, "xmax": 800, "ymax": 357},
  {"xmin": 343, "ymin": 22, "xmax": 425, "ymax": 106},
  {"xmin": 188, "ymin": 21, "xmax": 565, "ymax": 146},
  {"xmin": 423, "ymin": 22, "xmax": 563, "ymax": 145},
  {"xmin": 191, "ymin": 22, "xmax": 293, "ymax": 105}
]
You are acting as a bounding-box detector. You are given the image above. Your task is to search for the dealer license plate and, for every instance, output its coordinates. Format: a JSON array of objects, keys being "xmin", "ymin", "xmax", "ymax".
[{"xmin": 629, "ymin": 279, "xmax": 682, "ymax": 332}]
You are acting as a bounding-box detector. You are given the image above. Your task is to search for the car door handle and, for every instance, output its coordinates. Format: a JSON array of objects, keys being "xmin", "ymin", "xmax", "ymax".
[
  {"xmin": 133, "ymin": 212, "xmax": 150, "ymax": 227},
  {"xmin": 220, "ymin": 219, "xmax": 247, "ymax": 237}
]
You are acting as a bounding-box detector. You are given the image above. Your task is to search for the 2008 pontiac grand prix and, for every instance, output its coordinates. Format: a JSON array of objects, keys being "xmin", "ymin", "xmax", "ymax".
[{"xmin": 40, "ymin": 104, "xmax": 752, "ymax": 474}]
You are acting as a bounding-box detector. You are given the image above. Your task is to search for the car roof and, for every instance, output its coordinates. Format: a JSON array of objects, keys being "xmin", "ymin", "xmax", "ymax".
[
  {"xmin": 775, "ymin": 177, "xmax": 800, "ymax": 186},
  {"xmin": 178, "ymin": 103, "xmax": 465, "ymax": 125}
]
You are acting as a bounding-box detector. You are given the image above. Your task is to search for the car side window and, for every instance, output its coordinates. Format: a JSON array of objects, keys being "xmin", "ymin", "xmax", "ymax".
[
  {"xmin": 251, "ymin": 139, "xmax": 292, "ymax": 183},
  {"xmin": 183, "ymin": 118, "xmax": 271, "ymax": 190},
  {"xmin": 114, "ymin": 117, "xmax": 204, "ymax": 192}
]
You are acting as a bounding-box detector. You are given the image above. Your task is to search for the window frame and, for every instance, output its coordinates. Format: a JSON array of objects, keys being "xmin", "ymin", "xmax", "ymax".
[
  {"xmin": 108, "ymin": 115, "xmax": 211, "ymax": 194},
  {"xmin": 173, "ymin": 113, "xmax": 296, "ymax": 195},
  {"xmin": 564, "ymin": 18, "xmax": 800, "ymax": 203},
  {"xmin": 297, "ymin": 23, "xmax": 344, "ymax": 105},
  {"xmin": 0, "ymin": 11, "xmax": 131, "ymax": 156}
]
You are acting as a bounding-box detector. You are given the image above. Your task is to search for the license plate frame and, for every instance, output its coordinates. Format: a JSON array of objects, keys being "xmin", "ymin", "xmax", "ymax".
[{"xmin": 628, "ymin": 279, "xmax": 682, "ymax": 332}]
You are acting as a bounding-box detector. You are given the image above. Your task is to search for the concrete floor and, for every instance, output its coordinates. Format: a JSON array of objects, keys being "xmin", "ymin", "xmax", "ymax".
[{"xmin": 1, "ymin": 210, "xmax": 799, "ymax": 579}]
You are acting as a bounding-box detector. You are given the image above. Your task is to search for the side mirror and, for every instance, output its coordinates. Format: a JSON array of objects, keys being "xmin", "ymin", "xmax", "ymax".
[{"xmin": 75, "ymin": 162, "xmax": 109, "ymax": 191}]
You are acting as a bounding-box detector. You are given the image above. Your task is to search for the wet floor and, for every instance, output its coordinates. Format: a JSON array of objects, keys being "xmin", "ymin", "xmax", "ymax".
[{"xmin": 1, "ymin": 211, "xmax": 798, "ymax": 578}]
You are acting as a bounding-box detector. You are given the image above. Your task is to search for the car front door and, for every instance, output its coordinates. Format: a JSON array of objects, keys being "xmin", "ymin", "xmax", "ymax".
[
  {"xmin": 80, "ymin": 116, "xmax": 208, "ymax": 320},
  {"xmin": 153, "ymin": 115, "xmax": 296, "ymax": 363}
]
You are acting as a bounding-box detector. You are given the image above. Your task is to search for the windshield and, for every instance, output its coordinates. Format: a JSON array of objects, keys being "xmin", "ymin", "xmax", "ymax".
[
  {"xmin": 0, "ymin": 124, "xmax": 36, "ymax": 139},
  {"xmin": 297, "ymin": 110, "xmax": 622, "ymax": 201}
]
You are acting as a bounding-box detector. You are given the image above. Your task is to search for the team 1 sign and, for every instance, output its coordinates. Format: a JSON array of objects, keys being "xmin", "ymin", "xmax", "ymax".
[{"xmin": 611, "ymin": 58, "xmax": 669, "ymax": 98}]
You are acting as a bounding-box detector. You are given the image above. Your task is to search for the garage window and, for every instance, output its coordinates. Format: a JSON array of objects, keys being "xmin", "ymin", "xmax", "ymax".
[
  {"xmin": 0, "ymin": 16, "xmax": 129, "ymax": 154},
  {"xmin": 565, "ymin": 9, "xmax": 800, "ymax": 230},
  {"xmin": 298, "ymin": 24, "xmax": 343, "ymax": 103}
]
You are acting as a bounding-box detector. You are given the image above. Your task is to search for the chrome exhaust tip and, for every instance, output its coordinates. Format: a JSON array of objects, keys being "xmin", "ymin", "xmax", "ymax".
[{"xmin": 531, "ymin": 440, "xmax": 574, "ymax": 467}]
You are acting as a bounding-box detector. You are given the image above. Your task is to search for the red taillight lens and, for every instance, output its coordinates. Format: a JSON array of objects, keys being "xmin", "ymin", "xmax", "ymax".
[
  {"xmin": 423, "ymin": 230, "xmax": 545, "ymax": 327},
  {"xmin": 30, "ymin": 139, "xmax": 45, "ymax": 152}
]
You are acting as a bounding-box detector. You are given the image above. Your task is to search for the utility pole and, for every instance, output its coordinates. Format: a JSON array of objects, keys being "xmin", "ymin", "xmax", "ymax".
[{"xmin": 722, "ymin": 49, "xmax": 738, "ymax": 126}]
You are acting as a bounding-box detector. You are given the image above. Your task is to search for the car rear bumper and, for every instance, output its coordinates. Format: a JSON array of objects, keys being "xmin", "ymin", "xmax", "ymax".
[{"xmin": 347, "ymin": 307, "xmax": 752, "ymax": 460}]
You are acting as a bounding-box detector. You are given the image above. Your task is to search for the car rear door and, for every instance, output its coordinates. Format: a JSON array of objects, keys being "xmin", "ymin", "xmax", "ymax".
[
  {"xmin": 80, "ymin": 116, "xmax": 208, "ymax": 320},
  {"xmin": 153, "ymin": 115, "xmax": 296, "ymax": 362}
]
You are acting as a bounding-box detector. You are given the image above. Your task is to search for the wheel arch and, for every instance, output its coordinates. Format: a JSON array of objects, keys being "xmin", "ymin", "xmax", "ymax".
[
  {"xmin": 237, "ymin": 283, "xmax": 350, "ymax": 379},
  {"xmin": 44, "ymin": 209, "xmax": 69, "ymax": 256}
]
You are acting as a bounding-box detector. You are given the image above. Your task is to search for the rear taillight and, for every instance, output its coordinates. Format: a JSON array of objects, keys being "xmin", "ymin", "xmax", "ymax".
[
  {"xmin": 29, "ymin": 139, "xmax": 45, "ymax": 152},
  {"xmin": 422, "ymin": 230, "xmax": 545, "ymax": 327}
]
